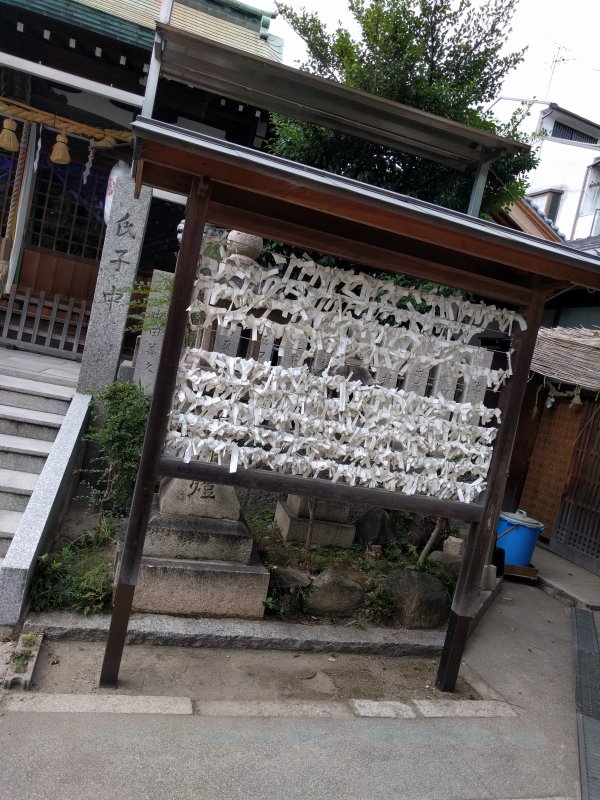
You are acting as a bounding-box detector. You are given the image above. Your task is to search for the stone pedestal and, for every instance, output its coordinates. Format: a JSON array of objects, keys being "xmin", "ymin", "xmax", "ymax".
[
  {"xmin": 133, "ymin": 480, "xmax": 269, "ymax": 618},
  {"xmin": 131, "ymin": 557, "xmax": 269, "ymax": 618},
  {"xmin": 275, "ymin": 495, "xmax": 355, "ymax": 547}
]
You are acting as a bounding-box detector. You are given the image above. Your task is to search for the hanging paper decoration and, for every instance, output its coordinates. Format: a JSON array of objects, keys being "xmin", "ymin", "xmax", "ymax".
[
  {"xmin": 33, "ymin": 125, "xmax": 42, "ymax": 172},
  {"xmin": 167, "ymin": 253, "xmax": 519, "ymax": 503},
  {"xmin": 82, "ymin": 140, "xmax": 94, "ymax": 185}
]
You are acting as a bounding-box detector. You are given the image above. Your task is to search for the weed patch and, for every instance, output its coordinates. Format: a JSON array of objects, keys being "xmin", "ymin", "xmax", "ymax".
[
  {"xmin": 10, "ymin": 649, "xmax": 32, "ymax": 673},
  {"xmin": 29, "ymin": 523, "xmax": 115, "ymax": 615}
]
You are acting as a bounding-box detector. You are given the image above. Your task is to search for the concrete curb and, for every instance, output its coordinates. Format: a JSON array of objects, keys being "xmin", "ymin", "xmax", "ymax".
[
  {"xmin": 24, "ymin": 610, "xmax": 446, "ymax": 656},
  {"xmin": 537, "ymin": 576, "xmax": 600, "ymax": 611},
  {"xmin": 1, "ymin": 693, "xmax": 517, "ymax": 719},
  {"xmin": 4, "ymin": 693, "xmax": 193, "ymax": 714}
]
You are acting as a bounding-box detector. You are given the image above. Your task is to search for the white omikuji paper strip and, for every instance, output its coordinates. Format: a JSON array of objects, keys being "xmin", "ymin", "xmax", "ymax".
[{"xmin": 167, "ymin": 255, "xmax": 515, "ymax": 503}]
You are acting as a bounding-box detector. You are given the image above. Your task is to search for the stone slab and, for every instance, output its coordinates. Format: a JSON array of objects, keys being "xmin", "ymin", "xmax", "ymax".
[
  {"xmin": 144, "ymin": 505, "xmax": 253, "ymax": 564},
  {"xmin": 195, "ymin": 700, "xmax": 352, "ymax": 718},
  {"xmin": 159, "ymin": 478, "xmax": 240, "ymax": 521},
  {"xmin": 414, "ymin": 699, "xmax": 516, "ymax": 718},
  {"xmin": 131, "ymin": 556, "xmax": 269, "ymax": 618},
  {"xmin": 286, "ymin": 494, "xmax": 350, "ymax": 523},
  {"xmin": 275, "ymin": 501, "xmax": 355, "ymax": 547},
  {"xmin": 349, "ymin": 699, "xmax": 416, "ymax": 718}
]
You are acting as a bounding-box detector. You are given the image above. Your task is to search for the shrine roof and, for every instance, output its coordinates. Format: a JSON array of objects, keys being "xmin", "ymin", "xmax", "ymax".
[{"xmin": 133, "ymin": 116, "xmax": 600, "ymax": 306}]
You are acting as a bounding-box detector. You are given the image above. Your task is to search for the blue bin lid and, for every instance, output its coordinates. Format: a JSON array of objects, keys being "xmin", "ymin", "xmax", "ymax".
[{"xmin": 500, "ymin": 509, "xmax": 544, "ymax": 529}]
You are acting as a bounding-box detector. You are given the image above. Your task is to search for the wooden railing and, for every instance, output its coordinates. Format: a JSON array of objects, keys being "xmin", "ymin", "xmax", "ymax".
[{"xmin": 0, "ymin": 285, "xmax": 89, "ymax": 360}]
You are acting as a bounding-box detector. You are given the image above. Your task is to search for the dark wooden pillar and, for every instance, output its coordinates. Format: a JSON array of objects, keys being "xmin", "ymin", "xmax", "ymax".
[
  {"xmin": 436, "ymin": 291, "xmax": 546, "ymax": 692},
  {"xmin": 99, "ymin": 178, "xmax": 211, "ymax": 687}
]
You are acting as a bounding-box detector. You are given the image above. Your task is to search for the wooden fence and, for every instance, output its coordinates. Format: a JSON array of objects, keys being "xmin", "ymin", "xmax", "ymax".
[{"xmin": 0, "ymin": 285, "xmax": 89, "ymax": 359}]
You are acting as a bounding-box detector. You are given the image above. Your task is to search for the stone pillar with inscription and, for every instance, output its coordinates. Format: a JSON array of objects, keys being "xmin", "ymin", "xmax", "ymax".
[
  {"xmin": 130, "ymin": 478, "xmax": 269, "ymax": 618},
  {"xmin": 78, "ymin": 175, "xmax": 152, "ymax": 394}
]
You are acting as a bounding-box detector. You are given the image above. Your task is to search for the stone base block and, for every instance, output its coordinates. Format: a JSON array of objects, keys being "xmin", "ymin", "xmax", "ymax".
[
  {"xmin": 144, "ymin": 503, "xmax": 253, "ymax": 563},
  {"xmin": 287, "ymin": 494, "xmax": 350, "ymax": 523},
  {"xmin": 132, "ymin": 557, "xmax": 269, "ymax": 618},
  {"xmin": 275, "ymin": 501, "xmax": 355, "ymax": 547}
]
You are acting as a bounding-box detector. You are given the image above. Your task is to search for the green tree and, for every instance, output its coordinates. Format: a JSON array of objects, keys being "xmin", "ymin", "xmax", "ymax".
[{"xmin": 271, "ymin": 0, "xmax": 537, "ymax": 213}]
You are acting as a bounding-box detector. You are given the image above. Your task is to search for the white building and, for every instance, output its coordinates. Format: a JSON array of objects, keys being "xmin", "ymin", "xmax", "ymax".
[{"xmin": 526, "ymin": 104, "xmax": 600, "ymax": 240}]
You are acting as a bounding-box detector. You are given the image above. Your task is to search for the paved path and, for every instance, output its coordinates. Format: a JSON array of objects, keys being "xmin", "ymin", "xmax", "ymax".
[{"xmin": 0, "ymin": 583, "xmax": 579, "ymax": 800}]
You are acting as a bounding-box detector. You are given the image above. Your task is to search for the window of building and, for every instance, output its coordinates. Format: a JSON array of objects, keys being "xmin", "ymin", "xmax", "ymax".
[
  {"xmin": 552, "ymin": 121, "xmax": 598, "ymax": 145},
  {"xmin": 581, "ymin": 165, "xmax": 600, "ymax": 218},
  {"xmin": 26, "ymin": 135, "xmax": 109, "ymax": 261},
  {"xmin": 529, "ymin": 190, "xmax": 563, "ymax": 223}
]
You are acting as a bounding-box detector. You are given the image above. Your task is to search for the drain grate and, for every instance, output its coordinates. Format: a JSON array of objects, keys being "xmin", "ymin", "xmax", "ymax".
[{"xmin": 573, "ymin": 608, "xmax": 600, "ymax": 800}]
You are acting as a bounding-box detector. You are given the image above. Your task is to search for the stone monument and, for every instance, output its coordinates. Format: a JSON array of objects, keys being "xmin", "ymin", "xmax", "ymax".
[
  {"xmin": 78, "ymin": 174, "xmax": 151, "ymax": 394},
  {"xmin": 131, "ymin": 479, "xmax": 269, "ymax": 618},
  {"xmin": 275, "ymin": 494, "xmax": 355, "ymax": 547}
]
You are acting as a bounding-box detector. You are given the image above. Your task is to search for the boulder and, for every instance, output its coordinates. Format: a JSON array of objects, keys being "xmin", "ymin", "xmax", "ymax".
[
  {"xmin": 384, "ymin": 569, "xmax": 450, "ymax": 629},
  {"xmin": 354, "ymin": 508, "xmax": 395, "ymax": 547},
  {"xmin": 427, "ymin": 550, "xmax": 463, "ymax": 576},
  {"xmin": 305, "ymin": 569, "xmax": 365, "ymax": 617},
  {"xmin": 269, "ymin": 566, "xmax": 311, "ymax": 591}
]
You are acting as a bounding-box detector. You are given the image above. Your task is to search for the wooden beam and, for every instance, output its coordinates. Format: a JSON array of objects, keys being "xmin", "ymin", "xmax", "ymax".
[
  {"xmin": 436, "ymin": 291, "xmax": 547, "ymax": 692},
  {"xmin": 158, "ymin": 458, "xmax": 486, "ymax": 522},
  {"xmin": 99, "ymin": 177, "xmax": 211, "ymax": 688}
]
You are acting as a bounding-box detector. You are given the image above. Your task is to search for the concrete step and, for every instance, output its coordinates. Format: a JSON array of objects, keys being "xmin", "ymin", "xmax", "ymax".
[
  {"xmin": 0, "ymin": 433, "xmax": 52, "ymax": 473},
  {"xmin": 0, "ymin": 468, "xmax": 39, "ymax": 512},
  {"xmin": 0, "ymin": 404, "xmax": 63, "ymax": 441},
  {"xmin": 0, "ymin": 374, "xmax": 73, "ymax": 415},
  {"xmin": 0, "ymin": 389, "xmax": 71, "ymax": 416},
  {"xmin": 0, "ymin": 509, "xmax": 23, "ymax": 557},
  {"xmin": 131, "ymin": 556, "xmax": 269, "ymax": 618}
]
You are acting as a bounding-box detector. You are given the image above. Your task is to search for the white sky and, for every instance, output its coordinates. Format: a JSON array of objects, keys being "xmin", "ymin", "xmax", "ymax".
[{"xmin": 269, "ymin": 0, "xmax": 600, "ymax": 126}]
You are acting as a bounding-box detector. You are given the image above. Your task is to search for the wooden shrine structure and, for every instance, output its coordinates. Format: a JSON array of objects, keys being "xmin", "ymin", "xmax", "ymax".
[{"xmin": 99, "ymin": 14, "xmax": 600, "ymax": 691}]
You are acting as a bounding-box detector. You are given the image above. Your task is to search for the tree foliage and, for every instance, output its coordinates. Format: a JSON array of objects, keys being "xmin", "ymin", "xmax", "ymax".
[{"xmin": 271, "ymin": 0, "xmax": 537, "ymax": 213}]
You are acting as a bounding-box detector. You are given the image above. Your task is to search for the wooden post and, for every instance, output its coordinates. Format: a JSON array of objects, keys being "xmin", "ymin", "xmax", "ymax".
[
  {"xmin": 436, "ymin": 291, "xmax": 546, "ymax": 692},
  {"xmin": 99, "ymin": 178, "xmax": 211, "ymax": 687}
]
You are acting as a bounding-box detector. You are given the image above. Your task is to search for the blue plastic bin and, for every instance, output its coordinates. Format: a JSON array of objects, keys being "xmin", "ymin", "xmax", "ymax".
[{"xmin": 496, "ymin": 510, "xmax": 544, "ymax": 567}]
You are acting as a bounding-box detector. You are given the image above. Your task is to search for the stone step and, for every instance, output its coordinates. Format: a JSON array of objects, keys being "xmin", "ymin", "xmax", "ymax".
[
  {"xmin": 131, "ymin": 556, "xmax": 270, "ymax": 618},
  {"xmin": 0, "ymin": 433, "xmax": 52, "ymax": 474},
  {"xmin": 0, "ymin": 374, "xmax": 73, "ymax": 415},
  {"xmin": 275, "ymin": 501, "xmax": 356, "ymax": 547},
  {"xmin": 0, "ymin": 468, "xmax": 38, "ymax": 512},
  {"xmin": 145, "ymin": 506, "xmax": 253, "ymax": 564},
  {"xmin": 0, "ymin": 389, "xmax": 71, "ymax": 416},
  {"xmin": 0, "ymin": 510, "xmax": 23, "ymax": 557},
  {"xmin": 0, "ymin": 404, "xmax": 63, "ymax": 441}
]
